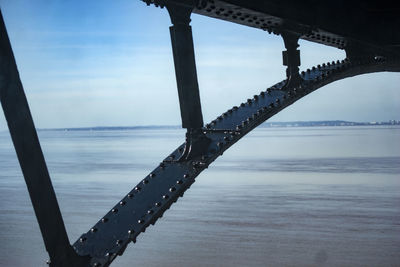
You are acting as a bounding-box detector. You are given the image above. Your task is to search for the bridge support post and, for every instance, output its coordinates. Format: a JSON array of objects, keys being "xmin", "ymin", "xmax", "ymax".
[
  {"xmin": 167, "ymin": 3, "xmax": 210, "ymax": 160},
  {"xmin": 281, "ymin": 32, "xmax": 301, "ymax": 89}
]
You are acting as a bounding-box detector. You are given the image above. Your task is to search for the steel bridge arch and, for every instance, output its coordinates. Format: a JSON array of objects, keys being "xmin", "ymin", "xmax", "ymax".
[{"xmin": 69, "ymin": 56, "xmax": 399, "ymax": 266}]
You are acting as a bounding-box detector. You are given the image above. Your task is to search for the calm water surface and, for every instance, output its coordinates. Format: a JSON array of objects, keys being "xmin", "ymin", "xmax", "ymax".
[{"xmin": 0, "ymin": 126, "xmax": 399, "ymax": 266}]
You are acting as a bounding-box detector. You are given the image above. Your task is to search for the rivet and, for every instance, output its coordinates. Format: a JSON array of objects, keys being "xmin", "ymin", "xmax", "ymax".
[
  {"xmin": 183, "ymin": 173, "xmax": 189, "ymax": 178},
  {"xmin": 162, "ymin": 195, "xmax": 169, "ymax": 199},
  {"xmin": 149, "ymin": 173, "xmax": 156, "ymax": 178},
  {"xmin": 217, "ymin": 142, "xmax": 223, "ymax": 147},
  {"xmin": 260, "ymin": 91, "xmax": 265, "ymax": 96},
  {"xmin": 101, "ymin": 218, "xmax": 108, "ymax": 223},
  {"xmin": 79, "ymin": 237, "xmax": 86, "ymax": 243},
  {"xmin": 253, "ymin": 95, "xmax": 259, "ymax": 100},
  {"xmin": 177, "ymin": 180, "xmax": 183, "ymax": 184},
  {"xmin": 93, "ymin": 263, "xmax": 101, "ymax": 267},
  {"xmin": 135, "ymin": 186, "xmax": 141, "ymax": 192},
  {"xmin": 112, "ymin": 208, "xmax": 118, "ymax": 213},
  {"xmin": 301, "ymin": 71, "xmax": 305, "ymax": 76},
  {"xmin": 236, "ymin": 125, "xmax": 242, "ymax": 130},
  {"xmin": 127, "ymin": 193, "xmax": 133, "ymax": 199},
  {"xmin": 46, "ymin": 260, "xmax": 51, "ymax": 265},
  {"xmin": 205, "ymin": 123, "xmax": 211, "ymax": 129},
  {"xmin": 223, "ymin": 136, "xmax": 229, "ymax": 141},
  {"xmin": 317, "ymin": 64, "xmax": 321, "ymax": 68},
  {"xmin": 312, "ymin": 66, "xmax": 316, "ymax": 70},
  {"xmin": 143, "ymin": 179, "xmax": 149, "ymax": 184},
  {"xmin": 159, "ymin": 163, "xmax": 165, "ymax": 169},
  {"xmin": 307, "ymin": 68, "xmax": 310, "ymax": 73},
  {"xmin": 116, "ymin": 240, "xmax": 123, "ymax": 246},
  {"xmin": 138, "ymin": 219, "xmax": 144, "ymax": 224},
  {"xmin": 269, "ymin": 103, "xmax": 274, "ymax": 108},
  {"xmin": 90, "ymin": 228, "xmax": 97, "ymax": 233},
  {"xmin": 247, "ymin": 117, "xmax": 253, "ymax": 122},
  {"xmin": 169, "ymin": 187, "xmax": 176, "ymax": 192},
  {"xmin": 240, "ymin": 103, "xmax": 245, "ymax": 107},
  {"xmin": 322, "ymin": 63, "xmax": 326, "ymax": 67},
  {"xmin": 233, "ymin": 106, "xmax": 238, "ymax": 110},
  {"xmin": 147, "ymin": 209, "xmax": 154, "ymax": 214},
  {"xmin": 128, "ymin": 229, "xmax": 135, "ymax": 235}
]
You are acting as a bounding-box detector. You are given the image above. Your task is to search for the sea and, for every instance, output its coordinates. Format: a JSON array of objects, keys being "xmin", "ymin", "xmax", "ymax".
[{"xmin": 0, "ymin": 126, "xmax": 399, "ymax": 266}]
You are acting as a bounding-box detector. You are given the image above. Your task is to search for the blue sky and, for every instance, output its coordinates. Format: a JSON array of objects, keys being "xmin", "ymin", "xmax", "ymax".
[{"xmin": 1, "ymin": 0, "xmax": 399, "ymax": 131}]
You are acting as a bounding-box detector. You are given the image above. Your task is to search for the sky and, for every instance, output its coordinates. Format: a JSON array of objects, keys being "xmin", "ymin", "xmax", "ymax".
[{"xmin": 0, "ymin": 0, "xmax": 399, "ymax": 131}]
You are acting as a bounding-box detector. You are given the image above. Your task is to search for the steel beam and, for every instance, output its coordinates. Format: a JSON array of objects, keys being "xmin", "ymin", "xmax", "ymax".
[
  {"xmin": 281, "ymin": 31, "xmax": 302, "ymax": 89},
  {"xmin": 167, "ymin": 4, "xmax": 203, "ymax": 129},
  {"xmin": 0, "ymin": 10, "xmax": 88, "ymax": 267},
  {"xmin": 166, "ymin": 3, "xmax": 211, "ymax": 161}
]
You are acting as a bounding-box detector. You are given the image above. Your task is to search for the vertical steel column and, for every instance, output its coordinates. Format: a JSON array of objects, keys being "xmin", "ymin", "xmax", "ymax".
[
  {"xmin": 167, "ymin": 4, "xmax": 204, "ymax": 129},
  {"xmin": 0, "ymin": 10, "xmax": 87, "ymax": 267},
  {"xmin": 281, "ymin": 32, "xmax": 301, "ymax": 89},
  {"xmin": 167, "ymin": 3, "xmax": 210, "ymax": 161}
]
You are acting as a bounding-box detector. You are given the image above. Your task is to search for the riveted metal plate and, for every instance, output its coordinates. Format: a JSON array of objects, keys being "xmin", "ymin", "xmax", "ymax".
[{"xmin": 72, "ymin": 56, "xmax": 396, "ymax": 267}]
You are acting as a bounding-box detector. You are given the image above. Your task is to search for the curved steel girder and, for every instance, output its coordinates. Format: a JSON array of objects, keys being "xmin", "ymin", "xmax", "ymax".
[{"xmin": 72, "ymin": 57, "xmax": 399, "ymax": 267}]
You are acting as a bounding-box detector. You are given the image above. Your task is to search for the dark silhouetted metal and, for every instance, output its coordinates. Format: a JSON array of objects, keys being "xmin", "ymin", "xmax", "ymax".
[
  {"xmin": 0, "ymin": 9, "xmax": 88, "ymax": 267},
  {"xmin": 168, "ymin": 4, "xmax": 204, "ymax": 130},
  {"xmin": 1, "ymin": 1, "xmax": 400, "ymax": 266},
  {"xmin": 281, "ymin": 31, "xmax": 301, "ymax": 89},
  {"xmin": 166, "ymin": 2, "xmax": 211, "ymax": 161}
]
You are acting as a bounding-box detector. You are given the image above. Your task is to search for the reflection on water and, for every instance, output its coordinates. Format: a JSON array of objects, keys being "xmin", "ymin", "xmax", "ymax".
[{"xmin": 0, "ymin": 126, "xmax": 399, "ymax": 266}]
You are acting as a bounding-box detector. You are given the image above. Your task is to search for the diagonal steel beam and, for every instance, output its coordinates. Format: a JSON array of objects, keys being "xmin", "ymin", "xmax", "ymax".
[
  {"xmin": 0, "ymin": 10, "xmax": 88, "ymax": 267},
  {"xmin": 72, "ymin": 56, "xmax": 399, "ymax": 267}
]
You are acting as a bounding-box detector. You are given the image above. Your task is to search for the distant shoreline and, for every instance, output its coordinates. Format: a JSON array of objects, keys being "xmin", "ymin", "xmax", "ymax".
[{"xmin": 35, "ymin": 120, "xmax": 400, "ymax": 131}]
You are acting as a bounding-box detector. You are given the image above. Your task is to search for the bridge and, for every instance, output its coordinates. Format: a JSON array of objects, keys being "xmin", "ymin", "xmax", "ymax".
[{"xmin": 1, "ymin": 1, "xmax": 399, "ymax": 266}]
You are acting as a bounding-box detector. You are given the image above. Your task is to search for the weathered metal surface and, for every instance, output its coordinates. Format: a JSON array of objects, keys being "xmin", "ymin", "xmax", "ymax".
[
  {"xmin": 72, "ymin": 55, "xmax": 399, "ymax": 267},
  {"xmin": 0, "ymin": 10, "xmax": 88, "ymax": 267}
]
